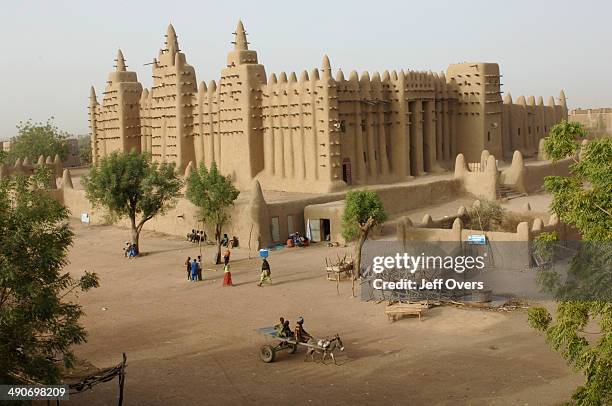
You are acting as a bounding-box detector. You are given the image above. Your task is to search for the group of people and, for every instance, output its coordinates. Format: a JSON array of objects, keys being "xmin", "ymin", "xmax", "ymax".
[
  {"xmin": 185, "ymin": 256, "xmax": 203, "ymax": 281},
  {"xmin": 187, "ymin": 230, "xmax": 240, "ymax": 249},
  {"xmin": 184, "ymin": 249, "xmax": 235, "ymax": 286},
  {"xmin": 223, "ymin": 250, "xmax": 271, "ymax": 287},
  {"xmin": 225, "ymin": 256, "xmax": 272, "ymax": 287},
  {"xmin": 221, "ymin": 234, "xmax": 240, "ymax": 248},
  {"xmin": 187, "ymin": 230, "xmax": 207, "ymax": 243},
  {"xmin": 274, "ymin": 316, "xmax": 312, "ymax": 343},
  {"xmin": 183, "ymin": 249, "xmax": 274, "ymax": 288},
  {"xmin": 288, "ymin": 232, "xmax": 309, "ymax": 247},
  {"xmin": 123, "ymin": 242, "xmax": 138, "ymax": 258}
]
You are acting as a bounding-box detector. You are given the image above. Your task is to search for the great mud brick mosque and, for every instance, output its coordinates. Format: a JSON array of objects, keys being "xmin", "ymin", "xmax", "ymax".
[{"xmin": 89, "ymin": 21, "xmax": 567, "ymax": 194}]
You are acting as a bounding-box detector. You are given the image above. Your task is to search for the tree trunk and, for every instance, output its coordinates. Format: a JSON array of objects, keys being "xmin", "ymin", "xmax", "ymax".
[
  {"xmin": 130, "ymin": 214, "xmax": 140, "ymax": 253},
  {"xmin": 351, "ymin": 218, "xmax": 374, "ymax": 297},
  {"xmin": 248, "ymin": 223, "xmax": 253, "ymax": 259},
  {"xmin": 214, "ymin": 224, "xmax": 222, "ymax": 265},
  {"xmin": 199, "ymin": 219, "xmax": 205, "ymax": 256},
  {"xmin": 354, "ymin": 232, "xmax": 367, "ymax": 279},
  {"xmin": 215, "ymin": 244, "xmax": 222, "ymax": 265}
]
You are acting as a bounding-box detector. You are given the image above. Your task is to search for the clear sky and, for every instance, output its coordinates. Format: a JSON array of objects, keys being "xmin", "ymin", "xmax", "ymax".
[{"xmin": 1, "ymin": 0, "xmax": 610, "ymax": 139}]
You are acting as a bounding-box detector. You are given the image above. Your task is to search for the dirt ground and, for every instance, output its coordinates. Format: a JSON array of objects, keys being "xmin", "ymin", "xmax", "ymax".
[{"xmin": 56, "ymin": 205, "xmax": 583, "ymax": 406}]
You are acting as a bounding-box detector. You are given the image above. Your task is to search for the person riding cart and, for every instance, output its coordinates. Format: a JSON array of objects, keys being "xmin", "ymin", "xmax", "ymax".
[
  {"xmin": 274, "ymin": 317, "xmax": 285, "ymax": 336},
  {"xmin": 294, "ymin": 316, "xmax": 312, "ymax": 343},
  {"xmin": 274, "ymin": 317, "xmax": 293, "ymax": 338},
  {"xmin": 280, "ymin": 320, "xmax": 293, "ymax": 338}
]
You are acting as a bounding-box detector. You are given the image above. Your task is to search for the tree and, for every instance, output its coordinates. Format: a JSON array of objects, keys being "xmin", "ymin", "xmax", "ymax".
[
  {"xmin": 0, "ymin": 168, "xmax": 99, "ymax": 384},
  {"xmin": 465, "ymin": 200, "xmax": 504, "ymax": 231},
  {"xmin": 527, "ymin": 121, "xmax": 612, "ymax": 405},
  {"xmin": 83, "ymin": 151, "xmax": 182, "ymax": 254},
  {"xmin": 341, "ymin": 190, "xmax": 387, "ymax": 295},
  {"xmin": 186, "ymin": 162, "xmax": 239, "ymax": 264},
  {"xmin": 8, "ymin": 118, "xmax": 70, "ymax": 164},
  {"xmin": 543, "ymin": 123, "xmax": 611, "ymax": 241},
  {"xmin": 77, "ymin": 135, "xmax": 92, "ymax": 166},
  {"xmin": 542, "ymin": 120, "xmax": 588, "ymax": 163}
]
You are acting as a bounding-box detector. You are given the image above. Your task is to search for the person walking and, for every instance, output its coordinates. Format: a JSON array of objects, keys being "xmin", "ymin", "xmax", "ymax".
[
  {"xmin": 223, "ymin": 248, "xmax": 231, "ymax": 266},
  {"xmin": 185, "ymin": 256, "xmax": 191, "ymax": 280},
  {"xmin": 258, "ymin": 258, "xmax": 272, "ymax": 286},
  {"xmin": 190, "ymin": 258, "xmax": 199, "ymax": 282},
  {"xmin": 222, "ymin": 263, "xmax": 233, "ymax": 286}
]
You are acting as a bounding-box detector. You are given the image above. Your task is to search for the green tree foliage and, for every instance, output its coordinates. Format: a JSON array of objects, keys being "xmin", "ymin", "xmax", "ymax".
[
  {"xmin": 83, "ymin": 151, "xmax": 182, "ymax": 253},
  {"xmin": 77, "ymin": 135, "xmax": 92, "ymax": 166},
  {"xmin": 543, "ymin": 120, "xmax": 588, "ymax": 160},
  {"xmin": 8, "ymin": 119, "xmax": 70, "ymax": 164},
  {"xmin": 528, "ymin": 121, "xmax": 612, "ymax": 405},
  {"xmin": 532, "ymin": 231, "xmax": 561, "ymax": 293},
  {"xmin": 528, "ymin": 300, "xmax": 612, "ymax": 405},
  {"xmin": 0, "ymin": 169, "xmax": 99, "ymax": 384},
  {"xmin": 186, "ymin": 162, "xmax": 239, "ymax": 264},
  {"xmin": 341, "ymin": 190, "xmax": 387, "ymax": 294},
  {"xmin": 544, "ymin": 137, "xmax": 612, "ymax": 242},
  {"xmin": 465, "ymin": 200, "xmax": 504, "ymax": 231},
  {"xmin": 0, "ymin": 150, "xmax": 7, "ymax": 165}
]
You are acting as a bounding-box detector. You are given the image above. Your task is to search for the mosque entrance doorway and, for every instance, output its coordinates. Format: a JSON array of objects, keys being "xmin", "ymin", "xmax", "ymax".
[{"xmin": 342, "ymin": 158, "xmax": 352, "ymax": 184}]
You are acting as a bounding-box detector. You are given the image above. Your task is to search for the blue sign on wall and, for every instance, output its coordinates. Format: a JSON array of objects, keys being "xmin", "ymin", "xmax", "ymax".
[{"xmin": 467, "ymin": 234, "xmax": 486, "ymax": 245}]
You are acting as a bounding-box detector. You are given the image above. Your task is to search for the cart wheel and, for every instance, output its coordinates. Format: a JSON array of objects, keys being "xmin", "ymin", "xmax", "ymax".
[
  {"xmin": 288, "ymin": 343, "xmax": 298, "ymax": 354},
  {"xmin": 259, "ymin": 345, "xmax": 276, "ymax": 363}
]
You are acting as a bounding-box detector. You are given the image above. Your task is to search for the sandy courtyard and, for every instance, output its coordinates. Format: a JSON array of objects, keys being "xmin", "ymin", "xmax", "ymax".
[{"xmin": 59, "ymin": 218, "xmax": 581, "ymax": 406}]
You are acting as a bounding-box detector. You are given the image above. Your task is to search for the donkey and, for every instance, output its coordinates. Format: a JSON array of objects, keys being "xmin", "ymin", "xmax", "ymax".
[{"xmin": 305, "ymin": 333, "xmax": 344, "ymax": 365}]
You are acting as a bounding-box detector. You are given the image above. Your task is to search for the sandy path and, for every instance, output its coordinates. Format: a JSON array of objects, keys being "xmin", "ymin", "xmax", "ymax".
[{"xmin": 60, "ymin": 219, "xmax": 580, "ymax": 405}]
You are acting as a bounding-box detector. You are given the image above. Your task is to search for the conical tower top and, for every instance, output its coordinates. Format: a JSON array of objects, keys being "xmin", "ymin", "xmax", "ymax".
[
  {"xmin": 166, "ymin": 24, "xmax": 179, "ymax": 54},
  {"xmin": 89, "ymin": 86, "xmax": 98, "ymax": 107},
  {"xmin": 226, "ymin": 19, "xmax": 257, "ymax": 66},
  {"xmin": 233, "ymin": 20, "xmax": 248, "ymax": 50},
  {"xmin": 559, "ymin": 89, "xmax": 567, "ymax": 107},
  {"xmin": 116, "ymin": 49, "xmax": 126, "ymax": 72},
  {"xmin": 321, "ymin": 55, "xmax": 332, "ymax": 79},
  {"xmin": 322, "ymin": 55, "xmax": 331, "ymax": 71}
]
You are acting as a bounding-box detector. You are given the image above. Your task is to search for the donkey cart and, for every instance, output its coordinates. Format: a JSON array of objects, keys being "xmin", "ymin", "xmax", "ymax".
[
  {"xmin": 256, "ymin": 326, "xmax": 304, "ymax": 363},
  {"xmin": 256, "ymin": 327, "xmax": 344, "ymax": 364}
]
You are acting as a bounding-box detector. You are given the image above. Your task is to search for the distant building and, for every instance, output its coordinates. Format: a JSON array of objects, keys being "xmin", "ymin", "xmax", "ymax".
[
  {"xmin": 569, "ymin": 108, "xmax": 612, "ymax": 138},
  {"xmin": 1, "ymin": 141, "xmax": 11, "ymax": 152},
  {"xmin": 89, "ymin": 21, "xmax": 568, "ymax": 193}
]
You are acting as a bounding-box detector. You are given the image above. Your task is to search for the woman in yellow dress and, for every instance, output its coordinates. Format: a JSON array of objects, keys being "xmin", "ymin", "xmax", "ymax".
[{"xmin": 223, "ymin": 263, "xmax": 233, "ymax": 286}]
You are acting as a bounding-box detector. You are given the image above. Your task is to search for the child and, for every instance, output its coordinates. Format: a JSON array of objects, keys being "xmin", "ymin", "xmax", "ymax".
[
  {"xmin": 190, "ymin": 259, "xmax": 199, "ymax": 282},
  {"xmin": 223, "ymin": 264, "xmax": 233, "ymax": 286},
  {"xmin": 223, "ymin": 249, "xmax": 231, "ymax": 266}
]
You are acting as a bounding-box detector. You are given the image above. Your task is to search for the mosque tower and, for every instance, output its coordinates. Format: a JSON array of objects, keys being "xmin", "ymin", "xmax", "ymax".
[
  {"xmin": 88, "ymin": 86, "xmax": 100, "ymax": 164},
  {"xmin": 212, "ymin": 20, "xmax": 267, "ymax": 188},
  {"xmin": 94, "ymin": 49, "xmax": 143, "ymax": 159},
  {"xmin": 148, "ymin": 24, "xmax": 197, "ymax": 171}
]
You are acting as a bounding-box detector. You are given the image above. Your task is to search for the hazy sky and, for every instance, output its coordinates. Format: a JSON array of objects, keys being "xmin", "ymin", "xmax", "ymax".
[{"xmin": 1, "ymin": 0, "xmax": 610, "ymax": 140}]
